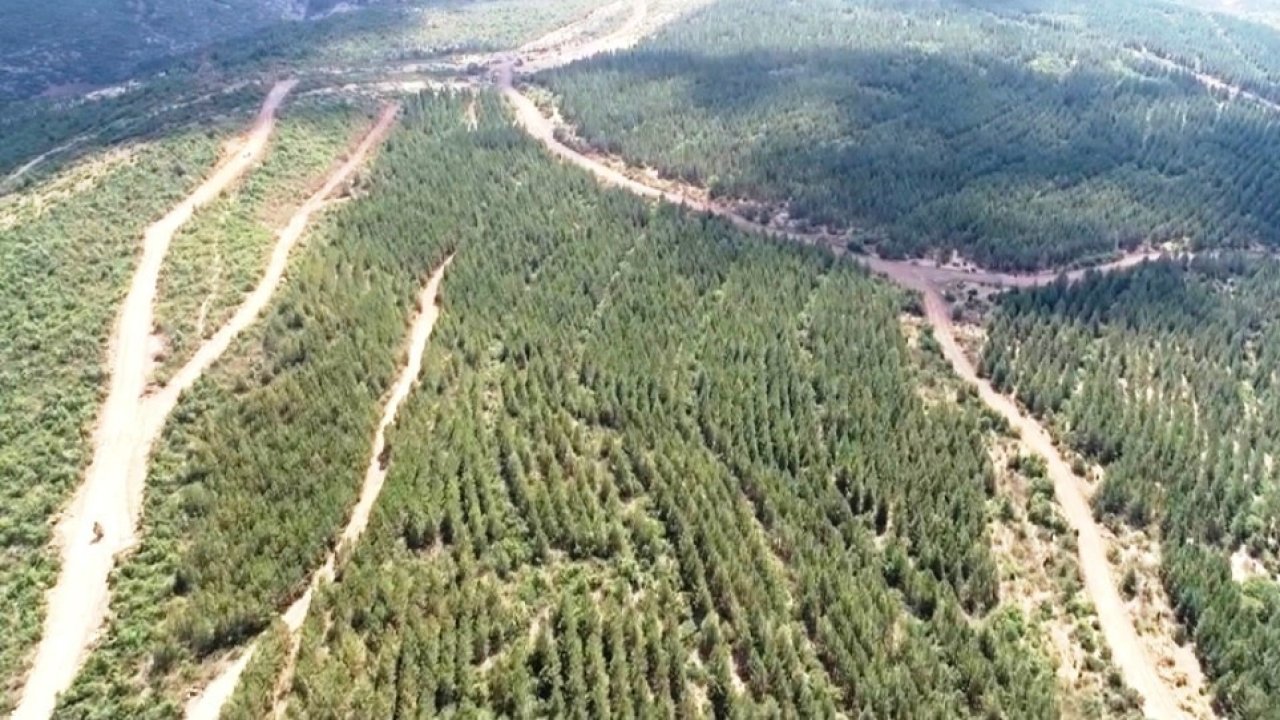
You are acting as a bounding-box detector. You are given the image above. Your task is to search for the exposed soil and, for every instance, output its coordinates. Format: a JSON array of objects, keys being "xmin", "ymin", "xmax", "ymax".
[
  {"xmin": 17, "ymin": 89, "xmax": 396, "ymax": 720},
  {"xmin": 154, "ymin": 103, "xmax": 400, "ymax": 424},
  {"xmin": 0, "ymin": 135, "xmax": 90, "ymax": 192},
  {"xmin": 13, "ymin": 79, "xmax": 296, "ymax": 720}
]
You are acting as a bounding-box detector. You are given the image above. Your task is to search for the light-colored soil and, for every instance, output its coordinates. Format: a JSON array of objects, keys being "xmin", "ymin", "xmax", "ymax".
[
  {"xmin": 184, "ymin": 256, "xmax": 453, "ymax": 720},
  {"xmin": 515, "ymin": 0, "xmax": 649, "ymax": 72},
  {"xmin": 0, "ymin": 135, "xmax": 90, "ymax": 193},
  {"xmin": 17, "ymin": 88, "xmax": 397, "ymax": 720},
  {"xmin": 984, "ymin": 438, "xmax": 1116, "ymax": 715},
  {"xmin": 155, "ymin": 103, "xmax": 400, "ymax": 421},
  {"xmin": 921, "ymin": 273, "xmax": 1204, "ymax": 720},
  {"xmin": 1230, "ymin": 545, "xmax": 1274, "ymax": 583},
  {"xmin": 0, "ymin": 146, "xmax": 138, "ymax": 230},
  {"xmin": 502, "ymin": 81, "xmax": 1210, "ymax": 720},
  {"xmin": 1109, "ymin": 527, "xmax": 1216, "ymax": 718},
  {"xmin": 518, "ymin": 0, "xmax": 632, "ymax": 55},
  {"xmin": 13, "ymin": 79, "xmax": 296, "ymax": 720}
]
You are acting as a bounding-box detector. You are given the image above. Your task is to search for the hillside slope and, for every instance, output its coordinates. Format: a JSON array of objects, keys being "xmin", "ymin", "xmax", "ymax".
[{"xmin": 0, "ymin": 0, "xmax": 376, "ymax": 100}]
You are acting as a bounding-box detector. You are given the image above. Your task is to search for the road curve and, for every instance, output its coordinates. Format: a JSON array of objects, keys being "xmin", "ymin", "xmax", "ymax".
[
  {"xmin": 184, "ymin": 257, "xmax": 453, "ymax": 720},
  {"xmin": 501, "ymin": 81, "xmax": 1193, "ymax": 720},
  {"xmin": 12, "ymin": 80, "xmax": 295, "ymax": 720},
  {"xmin": 501, "ymin": 72, "xmax": 1161, "ymax": 286}
]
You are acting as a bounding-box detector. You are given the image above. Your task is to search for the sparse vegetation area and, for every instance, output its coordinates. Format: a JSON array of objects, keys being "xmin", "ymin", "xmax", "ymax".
[
  {"xmin": 0, "ymin": 126, "xmax": 227, "ymax": 712},
  {"xmin": 982, "ymin": 256, "xmax": 1280, "ymax": 716},
  {"xmin": 902, "ymin": 311, "xmax": 1146, "ymax": 719},
  {"xmin": 154, "ymin": 97, "xmax": 376, "ymax": 382}
]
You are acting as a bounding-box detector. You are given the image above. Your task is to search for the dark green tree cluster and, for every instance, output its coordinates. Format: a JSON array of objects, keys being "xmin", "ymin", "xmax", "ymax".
[
  {"xmin": 539, "ymin": 0, "xmax": 1280, "ymax": 270},
  {"xmin": 1075, "ymin": 0, "xmax": 1280, "ymax": 106},
  {"xmin": 228, "ymin": 92, "xmax": 1059, "ymax": 718},
  {"xmin": 982, "ymin": 256, "xmax": 1280, "ymax": 717},
  {"xmin": 0, "ymin": 0, "xmax": 301, "ymax": 101}
]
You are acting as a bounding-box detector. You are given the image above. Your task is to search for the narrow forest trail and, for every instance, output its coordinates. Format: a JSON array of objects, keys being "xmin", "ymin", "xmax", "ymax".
[
  {"xmin": 0, "ymin": 135, "xmax": 89, "ymax": 192},
  {"xmin": 515, "ymin": 0, "xmax": 650, "ymax": 73},
  {"xmin": 1132, "ymin": 46, "xmax": 1280, "ymax": 114},
  {"xmin": 500, "ymin": 82, "xmax": 1202, "ymax": 720},
  {"xmin": 184, "ymin": 257, "xmax": 454, "ymax": 720},
  {"xmin": 12, "ymin": 79, "xmax": 296, "ymax": 720}
]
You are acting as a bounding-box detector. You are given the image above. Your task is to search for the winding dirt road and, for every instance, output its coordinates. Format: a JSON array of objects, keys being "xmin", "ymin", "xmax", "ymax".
[
  {"xmin": 918, "ymin": 281, "xmax": 1191, "ymax": 720},
  {"xmin": 1, "ymin": 135, "xmax": 89, "ymax": 192},
  {"xmin": 502, "ymin": 71, "xmax": 1161, "ymax": 288},
  {"xmin": 501, "ymin": 77, "xmax": 1198, "ymax": 720},
  {"xmin": 184, "ymin": 257, "xmax": 453, "ymax": 720},
  {"xmin": 1132, "ymin": 46, "xmax": 1280, "ymax": 114},
  {"xmin": 155, "ymin": 103, "xmax": 400, "ymax": 427},
  {"xmin": 15, "ymin": 90, "xmax": 400, "ymax": 720},
  {"xmin": 13, "ymin": 80, "xmax": 296, "ymax": 720}
]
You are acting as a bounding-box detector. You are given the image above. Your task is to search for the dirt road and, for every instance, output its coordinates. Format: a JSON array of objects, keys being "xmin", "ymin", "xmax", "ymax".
[
  {"xmin": 184, "ymin": 257, "xmax": 453, "ymax": 720},
  {"xmin": 1, "ymin": 135, "xmax": 89, "ymax": 192},
  {"xmin": 502, "ymin": 83, "xmax": 1198, "ymax": 720},
  {"xmin": 12, "ymin": 79, "xmax": 295, "ymax": 720},
  {"xmin": 502, "ymin": 79, "xmax": 1160, "ymax": 287},
  {"xmin": 153, "ymin": 103, "xmax": 401, "ymax": 437},
  {"xmin": 1132, "ymin": 46, "xmax": 1280, "ymax": 114},
  {"xmin": 917, "ymin": 280, "xmax": 1190, "ymax": 720},
  {"xmin": 516, "ymin": 0, "xmax": 651, "ymax": 73}
]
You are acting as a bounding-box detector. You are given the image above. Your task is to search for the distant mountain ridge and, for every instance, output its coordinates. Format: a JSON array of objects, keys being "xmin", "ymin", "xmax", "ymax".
[{"xmin": 0, "ymin": 0, "xmax": 381, "ymax": 101}]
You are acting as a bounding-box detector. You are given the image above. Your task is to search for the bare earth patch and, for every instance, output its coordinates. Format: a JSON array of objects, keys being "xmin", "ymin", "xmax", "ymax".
[{"xmin": 1107, "ymin": 526, "xmax": 1216, "ymax": 718}]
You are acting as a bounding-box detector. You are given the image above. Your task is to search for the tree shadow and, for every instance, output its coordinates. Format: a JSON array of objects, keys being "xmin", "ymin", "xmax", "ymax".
[{"xmin": 542, "ymin": 36, "xmax": 1280, "ymax": 270}]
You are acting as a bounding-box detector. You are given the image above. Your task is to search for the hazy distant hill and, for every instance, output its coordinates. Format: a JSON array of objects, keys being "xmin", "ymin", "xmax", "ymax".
[{"xmin": 0, "ymin": 0, "xmax": 378, "ymax": 100}]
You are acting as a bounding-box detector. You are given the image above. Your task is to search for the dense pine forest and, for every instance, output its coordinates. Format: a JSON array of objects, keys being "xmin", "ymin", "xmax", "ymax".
[
  {"xmin": 982, "ymin": 257, "xmax": 1280, "ymax": 717},
  {"xmin": 256, "ymin": 92, "xmax": 1057, "ymax": 719},
  {"xmin": 51, "ymin": 91, "xmax": 1066, "ymax": 718},
  {"xmin": 540, "ymin": 0, "xmax": 1280, "ymax": 269}
]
